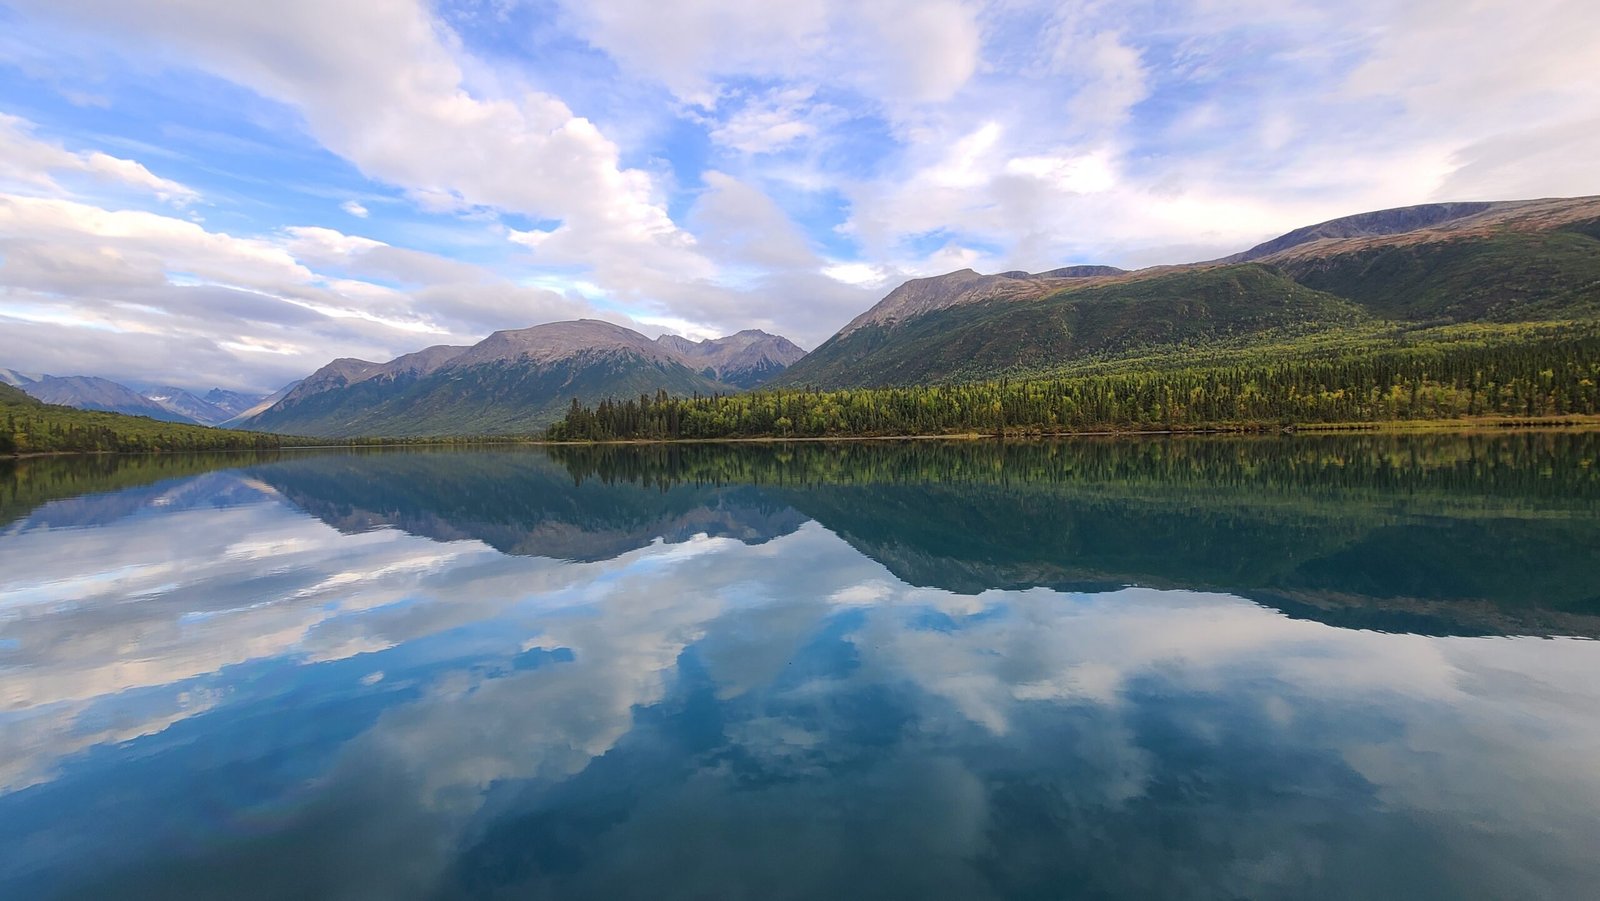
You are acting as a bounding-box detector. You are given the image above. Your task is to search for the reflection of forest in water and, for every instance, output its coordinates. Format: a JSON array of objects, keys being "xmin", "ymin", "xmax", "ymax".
[
  {"xmin": 548, "ymin": 434, "xmax": 1600, "ymax": 636},
  {"xmin": 6, "ymin": 432, "xmax": 1598, "ymax": 636}
]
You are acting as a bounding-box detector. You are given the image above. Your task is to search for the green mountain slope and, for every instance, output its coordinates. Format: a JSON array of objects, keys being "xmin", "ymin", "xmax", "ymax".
[
  {"xmin": 0, "ymin": 383, "xmax": 35, "ymax": 406},
  {"xmin": 1271, "ymin": 230, "xmax": 1600, "ymax": 321},
  {"xmin": 246, "ymin": 349, "xmax": 727, "ymax": 437},
  {"xmin": 773, "ymin": 198, "xmax": 1600, "ymax": 391},
  {"xmin": 240, "ymin": 320, "xmax": 801, "ymax": 438},
  {"xmin": 777, "ymin": 265, "xmax": 1367, "ymax": 388},
  {"xmin": 1, "ymin": 385, "xmax": 304, "ymax": 455}
]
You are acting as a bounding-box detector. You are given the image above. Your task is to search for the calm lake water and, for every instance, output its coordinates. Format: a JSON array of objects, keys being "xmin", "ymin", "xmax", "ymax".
[{"xmin": 2, "ymin": 434, "xmax": 1599, "ymax": 900}]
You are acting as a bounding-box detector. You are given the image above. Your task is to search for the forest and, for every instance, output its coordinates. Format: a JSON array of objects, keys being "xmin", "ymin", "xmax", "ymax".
[
  {"xmin": 1, "ymin": 398, "xmax": 294, "ymax": 454},
  {"xmin": 546, "ymin": 323, "xmax": 1600, "ymax": 440},
  {"xmin": 0, "ymin": 385, "xmax": 516, "ymax": 456}
]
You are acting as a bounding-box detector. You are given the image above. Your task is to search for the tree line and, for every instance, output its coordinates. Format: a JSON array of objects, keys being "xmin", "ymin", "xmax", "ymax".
[
  {"xmin": 1, "ymin": 401, "xmax": 529, "ymax": 456},
  {"xmin": 546, "ymin": 328, "xmax": 1600, "ymax": 441},
  {"xmin": 545, "ymin": 430, "xmax": 1600, "ymax": 508}
]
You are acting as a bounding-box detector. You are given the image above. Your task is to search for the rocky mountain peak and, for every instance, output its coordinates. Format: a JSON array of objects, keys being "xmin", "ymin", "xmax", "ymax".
[{"xmin": 838, "ymin": 265, "xmax": 1126, "ymax": 336}]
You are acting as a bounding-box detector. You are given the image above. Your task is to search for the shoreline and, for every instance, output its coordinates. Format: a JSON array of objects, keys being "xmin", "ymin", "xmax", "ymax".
[
  {"xmin": 7, "ymin": 414, "xmax": 1599, "ymax": 459},
  {"xmin": 536, "ymin": 413, "xmax": 1600, "ymax": 445}
]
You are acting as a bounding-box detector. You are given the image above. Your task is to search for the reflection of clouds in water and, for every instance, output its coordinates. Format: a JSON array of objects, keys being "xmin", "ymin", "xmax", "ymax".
[
  {"xmin": 836, "ymin": 586, "xmax": 1600, "ymax": 898},
  {"xmin": 853, "ymin": 587, "xmax": 1470, "ymax": 732},
  {"xmin": 0, "ymin": 688, "xmax": 221, "ymax": 793},
  {"xmin": 5, "ymin": 473, "xmax": 1600, "ymax": 899},
  {"xmin": 0, "ymin": 487, "xmax": 820, "ymax": 794},
  {"xmin": 333, "ymin": 543, "xmax": 1600, "ymax": 898},
  {"xmin": 0, "ymin": 506, "xmax": 470, "ymax": 707},
  {"xmin": 345, "ymin": 524, "xmax": 878, "ymax": 805}
]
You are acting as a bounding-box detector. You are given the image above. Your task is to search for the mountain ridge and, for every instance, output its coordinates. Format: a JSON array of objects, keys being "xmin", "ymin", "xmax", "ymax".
[
  {"xmin": 10, "ymin": 375, "xmax": 197, "ymax": 423},
  {"xmin": 655, "ymin": 329, "xmax": 806, "ymax": 388},
  {"xmin": 774, "ymin": 194, "xmax": 1600, "ymax": 390},
  {"xmin": 0, "ymin": 368, "xmax": 266, "ymax": 426},
  {"xmin": 836, "ymin": 265, "xmax": 1130, "ymax": 337},
  {"xmin": 238, "ymin": 320, "xmax": 804, "ymax": 437},
  {"xmin": 12, "ymin": 194, "xmax": 1600, "ymax": 436}
]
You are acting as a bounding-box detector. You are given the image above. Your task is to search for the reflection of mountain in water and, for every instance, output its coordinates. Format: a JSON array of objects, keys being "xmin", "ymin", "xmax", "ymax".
[
  {"xmin": 0, "ymin": 451, "xmax": 286, "ymax": 530},
  {"xmin": 550, "ymin": 435, "xmax": 1600, "ymax": 637},
  {"xmin": 783, "ymin": 481, "xmax": 1600, "ymax": 637},
  {"xmin": 246, "ymin": 450, "xmax": 807, "ymax": 561},
  {"xmin": 7, "ymin": 434, "xmax": 1597, "ymax": 637}
]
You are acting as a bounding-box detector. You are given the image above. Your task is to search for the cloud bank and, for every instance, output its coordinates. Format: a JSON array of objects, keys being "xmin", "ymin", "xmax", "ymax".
[{"xmin": 0, "ymin": 0, "xmax": 1596, "ymax": 389}]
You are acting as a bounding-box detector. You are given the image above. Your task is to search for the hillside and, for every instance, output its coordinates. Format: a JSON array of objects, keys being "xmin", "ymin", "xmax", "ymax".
[
  {"xmin": 221, "ymin": 381, "xmax": 302, "ymax": 426},
  {"xmin": 777, "ymin": 195, "xmax": 1600, "ymax": 390},
  {"xmin": 548, "ymin": 320, "xmax": 1600, "ymax": 440},
  {"xmin": 143, "ymin": 386, "xmax": 271, "ymax": 426},
  {"xmin": 0, "ymin": 382, "xmax": 36, "ymax": 407},
  {"xmin": 779, "ymin": 265, "xmax": 1366, "ymax": 388},
  {"xmin": 241, "ymin": 320, "xmax": 750, "ymax": 437},
  {"xmin": 834, "ymin": 265, "xmax": 1128, "ymax": 336},
  {"xmin": 0, "ymin": 369, "xmax": 265, "ymax": 426},
  {"xmin": 9, "ymin": 374, "xmax": 197, "ymax": 423},
  {"xmin": 1265, "ymin": 231, "xmax": 1600, "ymax": 322},
  {"xmin": 0, "ymin": 384, "xmax": 305, "ymax": 455}
]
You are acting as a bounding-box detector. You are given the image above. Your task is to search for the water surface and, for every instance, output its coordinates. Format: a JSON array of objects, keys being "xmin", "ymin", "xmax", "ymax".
[{"xmin": 2, "ymin": 434, "xmax": 1598, "ymax": 899}]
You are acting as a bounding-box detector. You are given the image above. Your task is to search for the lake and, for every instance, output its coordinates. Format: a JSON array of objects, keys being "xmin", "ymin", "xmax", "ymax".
[{"xmin": 2, "ymin": 433, "xmax": 1599, "ymax": 900}]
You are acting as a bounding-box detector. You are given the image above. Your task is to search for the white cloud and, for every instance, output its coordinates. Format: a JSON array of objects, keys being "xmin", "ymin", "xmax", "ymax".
[
  {"xmin": 0, "ymin": 193, "xmax": 595, "ymax": 390},
  {"xmin": 0, "ymin": 113, "xmax": 198, "ymax": 205},
  {"xmin": 556, "ymin": 0, "xmax": 980, "ymax": 108},
  {"xmin": 846, "ymin": 0, "xmax": 981, "ymax": 105},
  {"xmin": 340, "ymin": 199, "xmax": 369, "ymax": 218},
  {"xmin": 822, "ymin": 262, "xmax": 890, "ymax": 288},
  {"xmin": 4, "ymin": 0, "xmax": 1600, "ymax": 354},
  {"xmin": 1005, "ymin": 151, "xmax": 1117, "ymax": 194},
  {"xmin": 709, "ymin": 86, "xmax": 831, "ymax": 155},
  {"xmin": 689, "ymin": 171, "xmax": 818, "ymax": 271},
  {"xmin": 10, "ymin": 0, "xmax": 715, "ymax": 289},
  {"xmin": 1041, "ymin": 14, "xmax": 1150, "ymax": 133}
]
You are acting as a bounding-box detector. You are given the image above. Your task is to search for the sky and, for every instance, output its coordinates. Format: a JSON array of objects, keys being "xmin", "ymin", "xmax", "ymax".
[{"xmin": 0, "ymin": 0, "xmax": 1597, "ymax": 394}]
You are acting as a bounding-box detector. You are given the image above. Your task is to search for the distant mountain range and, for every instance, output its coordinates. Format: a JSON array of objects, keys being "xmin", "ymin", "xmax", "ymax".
[
  {"xmin": 775, "ymin": 195, "xmax": 1600, "ymax": 389},
  {"xmin": 10, "ymin": 194, "xmax": 1598, "ymax": 440},
  {"xmin": 654, "ymin": 329, "xmax": 807, "ymax": 388},
  {"xmin": 3, "ymin": 324, "xmax": 805, "ymax": 438},
  {"xmin": 0, "ymin": 369, "xmax": 266, "ymax": 426},
  {"xmin": 235, "ymin": 321, "xmax": 805, "ymax": 437}
]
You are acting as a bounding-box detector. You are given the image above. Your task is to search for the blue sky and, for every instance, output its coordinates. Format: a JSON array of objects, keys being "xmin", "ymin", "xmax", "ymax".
[{"xmin": 0, "ymin": 0, "xmax": 1597, "ymax": 392}]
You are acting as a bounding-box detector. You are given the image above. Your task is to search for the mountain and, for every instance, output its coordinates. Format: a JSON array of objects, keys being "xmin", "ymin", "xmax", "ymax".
[
  {"xmin": 833, "ymin": 265, "xmax": 1128, "ymax": 337},
  {"xmin": 203, "ymin": 389, "xmax": 267, "ymax": 420},
  {"xmin": 11, "ymin": 375, "xmax": 197, "ymax": 423},
  {"xmin": 654, "ymin": 330, "xmax": 806, "ymax": 388},
  {"xmin": 777, "ymin": 195, "xmax": 1600, "ymax": 389},
  {"xmin": 0, "ymin": 381, "xmax": 37, "ymax": 406},
  {"xmin": 1, "ymin": 368, "xmax": 266, "ymax": 426},
  {"xmin": 778, "ymin": 265, "xmax": 1364, "ymax": 388},
  {"xmin": 252, "ymin": 345, "xmax": 469, "ymax": 416},
  {"xmin": 1221, "ymin": 196, "xmax": 1598, "ymax": 263},
  {"xmin": 221, "ymin": 381, "xmax": 302, "ymax": 427},
  {"xmin": 1227, "ymin": 197, "xmax": 1600, "ymax": 322},
  {"xmin": 0, "ymin": 383, "xmax": 310, "ymax": 456},
  {"xmin": 1219, "ymin": 201, "xmax": 1501, "ymax": 262},
  {"xmin": 239, "ymin": 320, "xmax": 744, "ymax": 437},
  {"xmin": 0, "ymin": 368, "xmax": 39, "ymax": 389},
  {"xmin": 145, "ymin": 386, "xmax": 253, "ymax": 426}
]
